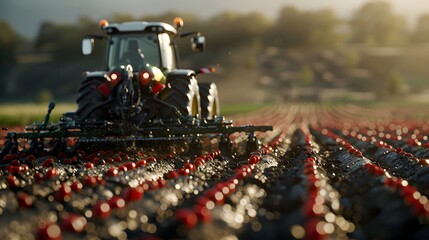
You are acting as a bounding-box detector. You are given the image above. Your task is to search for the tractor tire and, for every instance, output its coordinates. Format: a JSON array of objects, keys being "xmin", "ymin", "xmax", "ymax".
[
  {"xmin": 75, "ymin": 78, "xmax": 110, "ymax": 121},
  {"xmin": 199, "ymin": 82, "xmax": 220, "ymax": 119},
  {"xmin": 159, "ymin": 76, "xmax": 201, "ymax": 119}
]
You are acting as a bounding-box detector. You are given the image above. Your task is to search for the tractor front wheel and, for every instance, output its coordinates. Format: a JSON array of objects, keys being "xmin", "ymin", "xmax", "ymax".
[
  {"xmin": 199, "ymin": 82, "xmax": 220, "ymax": 119},
  {"xmin": 158, "ymin": 76, "xmax": 201, "ymax": 119}
]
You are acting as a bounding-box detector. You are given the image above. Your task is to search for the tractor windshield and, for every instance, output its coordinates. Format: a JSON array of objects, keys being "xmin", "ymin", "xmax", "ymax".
[{"xmin": 107, "ymin": 33, "xmax": 161, "ymax": 70}]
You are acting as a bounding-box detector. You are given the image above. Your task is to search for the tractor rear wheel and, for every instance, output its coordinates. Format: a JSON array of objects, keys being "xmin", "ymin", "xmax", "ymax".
[
  {"xmin": 199, "ymin": 82, "xmax": 220, "ymax": 119},
  {"xmin": 159, "ymin": 76, "xmax": 201, "ymax": 119},
  {"xmin": 75, "ymin": 78, "xmax": 110, "ymax": 121}
]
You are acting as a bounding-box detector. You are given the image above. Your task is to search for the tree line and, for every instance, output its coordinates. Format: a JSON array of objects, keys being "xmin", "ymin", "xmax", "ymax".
[
  {"xmin": 1, "ymin": 1, "xmax": 429, "ymax": 102},
  {"xmin": 1, "ymin": 1, "xmax": 429, "ymax": 65}
]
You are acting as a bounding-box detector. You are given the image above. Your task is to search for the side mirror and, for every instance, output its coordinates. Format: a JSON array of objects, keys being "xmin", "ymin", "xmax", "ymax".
[
  {"xmin": 191, "ymin": 36, "xmax": 206, "ymax": 52},
  {"xmin": 82, "ymin": 38, "xmax": 94, "ymax": 55}
]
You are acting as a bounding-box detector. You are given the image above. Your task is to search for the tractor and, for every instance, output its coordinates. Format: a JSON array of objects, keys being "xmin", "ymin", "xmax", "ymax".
[
  {"xmin": 0, "ymin": 18, "xmax": 272, "ymax": 159},
  {"xmin": 76, "ymin": 17, "xmax": 218, "ymax": 124}
]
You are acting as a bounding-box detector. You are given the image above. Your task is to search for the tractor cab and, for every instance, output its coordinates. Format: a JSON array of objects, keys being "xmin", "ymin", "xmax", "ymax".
[{"xmin": 82, "ymin": 19, "xmax": 206, "ymax": 72}]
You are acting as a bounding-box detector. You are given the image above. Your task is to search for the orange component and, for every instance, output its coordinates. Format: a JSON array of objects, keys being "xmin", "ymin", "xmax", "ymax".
[
  {"xmin": 99, "ymin": 19, "xmax": 109, "ymax": 29},
  {"xmin": 173, "ymin": 17, "xmax": 184, "ymax": 29}
]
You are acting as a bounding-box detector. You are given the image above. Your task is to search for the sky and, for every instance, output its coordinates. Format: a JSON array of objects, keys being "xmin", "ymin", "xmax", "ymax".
[{"xmin": 2, "ymin": 0, "xmax": 429, "ymax": 39}]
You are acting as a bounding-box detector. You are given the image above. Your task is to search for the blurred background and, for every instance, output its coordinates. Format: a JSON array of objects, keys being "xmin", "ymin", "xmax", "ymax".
[{"xmin": 1, "ymin": 0, "xmax": 429, "ymax": 106}]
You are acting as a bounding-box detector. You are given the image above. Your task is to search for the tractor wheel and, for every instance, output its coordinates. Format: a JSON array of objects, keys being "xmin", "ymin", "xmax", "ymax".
[
  {"xmin": 75, "ymin": 78, "xmax": 110, "ymax": 121},
  {"xmin": 159, "ymin": 76, "xmax": 201, "ymax": 119},
  {"xmin": 199, "ymin": 82, "xmax": 220, "ymax": 119}
]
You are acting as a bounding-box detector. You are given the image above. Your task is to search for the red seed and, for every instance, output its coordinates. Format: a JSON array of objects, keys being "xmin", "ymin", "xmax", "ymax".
[
  {"xmin": 148, "ymin": 180, "xmax": 159, "ymax": 190},
  {"xmin": 194, "ymin": 157, "xmax": 205, "ymax": 166},
  {"xmin": 166, "ymin": 170, "xmax": 179, "ymax": 179},
  {"xmin": 106, "ymin": 167, "xmax": 118, "ymax": 177},
  {"xmin": 184, "ymin": 163, "xmax": 195, "ymax": 172},
  {"xmin": 20, "ymin": 164, "xmax": 29, "ymax": 172},
  {"xmin": 194, "ymin": 205, "xmax": 212, "ymax": 223},
  {"xmin": 84, "ymin": 176, "xmax": 97, "ymax": 187},
  {"xmin": 42, "ymin": 158, "xmax": 55, "ymax": 168},
  {"xmin": 17, "ymin": 192, "xmax": 33, "ymax": 208},
  {"xmin": 34, "ymin": 172, "xmax": 44, "ymax": 183},
  {"xmin": 92, "ymin": 201, "xmax": 111, "ymax": 219},
  {"xmin": 84, "ymin": 162, "xmax": 94, "ymax": 169},
  {"xmin": 135, "ymin": 159, "xmax": 147, "ymax": 168},
  {"xmin": 9, "ymin": 165, "xmax": 22, "ymax": 175},
  {"xmin": 209, "ymin": 152, "xmax": 217, "ymax": 158},
  {"xmin": 108, "ymin": 196, "xmax": 126, "ymax": 209},
  {"xmin": 157, "ymin": 178, "xmax": 167, "ymax": 188},
  {"xmin": 70, "ymin": 181, "xmax": 83, "ymax": 191},
  {"xmin": 419, "ymin": 159, "xmax": 429, "ymax": 166},
  {"xmin": 92, "ymin": 158, "xmax": 101, "ymax": 165},
  {"xmin": 55, "ymin": 184, "xmax": 72, "ymax": 202},
  {"xmin": 121, "ymin": 186, "xmax": 144, "ymax": 202},
  {"xmin": 37, "ymin": 222, "xmax": 62, "ymax": 240},
  {"xmin": 61, "ymin": 213, "xmax": 87, "ymax": 233},
  {"xmin": 118, "ymin": 165, "xmax": 128, "ymax": 172},
  {"xmin": 141, "ymin": 182, "xmax": 150, "ymax": 191},
  {"xmin": 124, "ymin": 162, "xmax": 136, "ymax": 170},
  {"xmin": 248, "ymin": 155, "xmax": 260, "ymax": 165},
  {"xmin": 303, "ymin": 218, "xmax": 324, "ymax": 240},
  {"xmin": 27, "ymin": 155, "xmax": 36, "ymax": 161},
  {"xmin": 10, "ymin": 159, "xmax": 20, "ymax": 166},
  {"xmin": 179, "ymin": 168, "xmax": 190, "ymax": 176},
  {"xmin": 205, "ymin": 189, "xmax": 224, "ymax": 205},
  {"xmin": 45, "ymin": 168, "xmax": 58, "ymax": 179},
  {"xmin": 146, "ymin": 157, "xmax": 157, "ymax": 163},
  {"xmin": 196, "ymin": 196, "xmax": 211, "ymax": 208},
  {"xmin": 241, "ymin": 165, "xmax": 252, "ymax": 174},
  {"xmin": 175, "ymin": 209, "xmax": 198, "ymax": 228},
  {"xmin": 234, "ymin": 169, "xmax": 247, "ymax": 180}
]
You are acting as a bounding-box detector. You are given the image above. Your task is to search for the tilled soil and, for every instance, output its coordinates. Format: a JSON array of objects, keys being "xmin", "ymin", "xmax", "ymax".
[{"xmin": 0, "ymin": 104, "xmax": 429, "ymax": 240}]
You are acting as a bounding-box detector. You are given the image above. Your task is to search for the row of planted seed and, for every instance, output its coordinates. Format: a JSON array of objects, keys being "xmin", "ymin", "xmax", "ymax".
[{"xmin": 0, "ymin": 103, "xmax": 429, "ymax": 239}]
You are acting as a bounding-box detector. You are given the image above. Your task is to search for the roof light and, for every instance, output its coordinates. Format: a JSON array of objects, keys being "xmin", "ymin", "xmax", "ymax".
[
  {"xmin": 99, "ymin": 19, "xmax": 109, "ymax": 29},
  {"xmin": 173, "ymin": 17, "xmax": 184, "ymax": 29}
]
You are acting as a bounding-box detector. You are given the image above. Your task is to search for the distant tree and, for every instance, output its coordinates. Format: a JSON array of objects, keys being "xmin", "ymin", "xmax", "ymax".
[
  {"xmin": 35, "ymin": 22, "xmax": 84, "ymax": 60},
  {"xmin": 204, "ymin": 12, "xmax": 270, "ymax": 49},
  {"xmin": 306, "ymin": 9, "xmax": 343, "ymax": 47},
  {"xmin": 411, "ymin": 13, "xmax": 429, "ymax": 43},
  {"xmin": 35, "ymin": 22, "xmax": 57, "ymax": 50},
  {"xmin": 0, "ymin": 21, "xmax": 20, "ymax": 65},
  {"xmin": 272, "ymin": 6, "xmax": 307, "ymax": 47},
  {"xmin": 349, "ymin": 1, "xmax": 407, "ymax": 46},
  {"xmin": 271, "ymin": 6, "xmax": 343, "ymax": 48}
]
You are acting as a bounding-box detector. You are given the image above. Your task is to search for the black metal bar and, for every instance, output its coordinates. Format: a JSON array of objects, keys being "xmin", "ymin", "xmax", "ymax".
[{"xmin": 5, "ymin": 123, "xmax": 272, "ymax": 141}]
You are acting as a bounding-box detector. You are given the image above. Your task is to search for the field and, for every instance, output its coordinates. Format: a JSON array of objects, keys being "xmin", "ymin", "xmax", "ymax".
[{"xmin": 0, "ymin": 103, "xmax": 429, "ymax": 239}]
